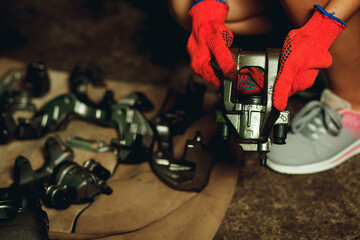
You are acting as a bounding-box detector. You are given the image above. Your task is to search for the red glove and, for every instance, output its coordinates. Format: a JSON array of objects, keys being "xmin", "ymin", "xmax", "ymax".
[
  {"xmin": 273, "ymin": 5, "xmax": 346, "ymax": 111},
  {"xmin": 187, "ymin": 0, "xmax": 236, "ymax": 87},
  {"xmin": 237, "ymin": 67, "xmax": 265, "ymax": 95}
]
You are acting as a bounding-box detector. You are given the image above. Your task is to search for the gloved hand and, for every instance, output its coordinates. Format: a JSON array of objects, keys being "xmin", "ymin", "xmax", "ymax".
[
  {"xmin": 273, "ymin": 5, "xmax": 346, "ymax": 111},
  {"xmin": 187, "ymin": 0, "xmax": 236, "ymax": 87},
  {"xmin": 237, "ymin": 67, "xmax": 265, "ymax": 95}
]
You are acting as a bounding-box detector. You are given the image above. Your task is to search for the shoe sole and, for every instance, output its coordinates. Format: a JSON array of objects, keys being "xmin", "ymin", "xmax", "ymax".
[{"xmin": 266, "ymin": 139, "xmax": 360, "ymax": 175}]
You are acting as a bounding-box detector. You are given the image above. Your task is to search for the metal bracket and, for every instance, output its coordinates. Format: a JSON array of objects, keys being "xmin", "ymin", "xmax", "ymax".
[
  {"xmin": 217, "ymin": 48, "xmax": 290, "ymax": 165},
  {"xmin": 151, "ymin": 131, "xmax": 213, "ymax": 192}
]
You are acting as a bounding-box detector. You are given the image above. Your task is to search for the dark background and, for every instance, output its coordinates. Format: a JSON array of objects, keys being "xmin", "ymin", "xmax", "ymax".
[
  {"xmin": 1, "ymin": 0, "xmax": 359, "ymax": 239},
  {"xmin": 0, "ymin": 0, "xmax": 290, "ymax": 87}
]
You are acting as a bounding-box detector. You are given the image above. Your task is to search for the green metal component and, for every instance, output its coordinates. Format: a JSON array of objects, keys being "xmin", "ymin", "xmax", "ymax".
[
  {"xmin": 17, "ymin": 92, "xmax": 155, "ymax": 164},
  {"xmin": 36, "ymin": 93, "xmax": 110, "ymax": 129},
  {"xmin": 215, "ymin": 111, "xmax": 227, "ymax": 124},
  {"xmin": 65, "ymin": 135, "xmax": 113, "ymax": 153},
  {"xmin": 110, "ymin": 104, "xmax": 154, "ymax": 150}
]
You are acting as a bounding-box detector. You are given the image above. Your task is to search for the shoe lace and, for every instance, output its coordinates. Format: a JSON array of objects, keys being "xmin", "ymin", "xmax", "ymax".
[{"xmin": 291, "ymin": 101, "xmax": 343, "ymax": 136}]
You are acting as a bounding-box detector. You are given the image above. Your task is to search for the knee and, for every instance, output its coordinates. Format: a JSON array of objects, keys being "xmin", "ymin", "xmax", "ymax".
[
  {"xmin": 167, "ymin": 0, "xmax": 274, "ymax": 35},
  {"xmin": 280, "ymin": 0, "xmax": 330, "ymax": 26}
]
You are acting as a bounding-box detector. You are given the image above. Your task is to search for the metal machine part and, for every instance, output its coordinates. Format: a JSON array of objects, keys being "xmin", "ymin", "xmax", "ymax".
[
  {"xmin": 3, "ymin": 90, "xmax": 37, "ymax": 112},
  {"xmin": 13, "ymin": 137, "xmax": 74, "ymax": 187},
  {"xmin": 0, "ymin": 111, "xmax": 17, "ymax": 144},
  {"xmin": 64, "ymin": 135, "xmax": 114, "ymax": 153},
  {"xmin": 46, "ymin": 159, "xmax": 112, "ymax": 208},
  {"xmin": 0, "ymin": 90, "xmax": 37, "ymax": 144},
  {"xmin": 0, "ymin": 68, "xmax": 24, "ymax": 144},
  {"xmin": 56, "ymin": 135, "xmax": 112, "ymax": 181},
  {"xmin": 148, "ymin": 79, "xmax": 213, "ymax": 192},
  {"xmin": 15, "ymin": 92, "xmax": 154, "ymax": 164},
  {"xmin": 83, "ymin": 159, "xmax": 111, "ymax": 181},
  {"xmin": 116, "ymin": 91, "xmax": 153, "ymax": 113},
  {"xmin": 151, "ymin": 78, "xmax": 206, "ymax": 153},
  {"xmin": 151, "ymin": 131, "xmax": 214, "ymax": 192},
  {"xmin": 23, "ymin": 61, "xmax": 50, "ymax": 98},
  {"xmin": 0, "ymin": 62, "xmax": 49, "ymax": 110},
  {"xmin": 0, "ymin": 67, "xmax": 23, "ymax": 96},
  {"xmin": 110, "ymin": 100, "xmax": 154, "ymax": 163},
  {"xmin": 216, "ymin": 48, "xmax": 290, "ymax": 165},
  {"xmin": 13, "ymin": 137, "xmax": 112, "ymax": 209},
  {"xmin": 0, "ymin": 186, "xmax": 50, "ymax": 240},
  {"xmin": 16, "ymin": 93, "xmax": 111, "ymax": 139},
  {"xmin": 69, "ymin": 61, "xmax": 116, "ymax": 111},
  {"xmin": 0, "ymin": 63, "xmax": 50, "ymax": 144}
]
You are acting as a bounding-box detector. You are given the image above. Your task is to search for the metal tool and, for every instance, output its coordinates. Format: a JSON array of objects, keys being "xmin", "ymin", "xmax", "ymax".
[{"xmin": 216, "ymin": 48, "xmax": 290, "ymax": 165}]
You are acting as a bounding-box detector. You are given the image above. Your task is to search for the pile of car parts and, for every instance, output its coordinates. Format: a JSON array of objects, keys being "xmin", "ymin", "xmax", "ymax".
[{"xmin": 0, "ymin": 61, "xmax": 215, "ymax": 206}]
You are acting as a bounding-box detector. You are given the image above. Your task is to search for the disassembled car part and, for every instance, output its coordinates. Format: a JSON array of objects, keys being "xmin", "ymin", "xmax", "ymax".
[
  {"xmin": 149, "ymin": 79, "xmax": 214, "ymax": 192},
  {"xmin": 0, "ymin": 186, "xmax": 50, "ymax": 240},
  {"xmin": 69, "ymin": 61, "xmax": 115, "ymax": 111},
  {"xmin": 13, "ymin": 136, "xmax": 112, "ymax": 209},
  {"xmin": 216, "ymin": 48, "xmax": 290, "ymax": 165},
  {"xmin": 64, "ymin": 135, "xmax": 114, "ymax": 153},
  {"xmin": 0, "ymin": 62, "xmax": 50, "ymax": 144},
  {"xmin": 23, "ymin": 61, "xmax": 50, "ymax": 98},
  {"xmin": 1, "ymin": 61, "xmax": 213, "ymax": 193},
  {"xmin": 151, "ymin": 131, "xmax": 213, "ymax": 192},
  {"xmin": 14, "ymin": 92, "xmax": 154, "ymax": 164},
  {"xmin": 151, "ymin": 78, "xmax": 205, "ymax": 153}
]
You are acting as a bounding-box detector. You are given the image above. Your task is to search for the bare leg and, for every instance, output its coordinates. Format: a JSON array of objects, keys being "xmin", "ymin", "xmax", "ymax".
[{"xmin": 281, "ymin": 0, "xmax": 360, "ymax": 111}]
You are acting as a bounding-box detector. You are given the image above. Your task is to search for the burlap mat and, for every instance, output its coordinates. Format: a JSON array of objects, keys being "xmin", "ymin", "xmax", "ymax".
[{"xmin": 0, "ymin": 58, "xmax": 239, "ymax": 240}]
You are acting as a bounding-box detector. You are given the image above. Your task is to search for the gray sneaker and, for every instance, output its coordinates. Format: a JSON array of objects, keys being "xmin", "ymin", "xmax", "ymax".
[{"xmin": 267, "ymin": 89, "xmax": 360, "ymax": 174}]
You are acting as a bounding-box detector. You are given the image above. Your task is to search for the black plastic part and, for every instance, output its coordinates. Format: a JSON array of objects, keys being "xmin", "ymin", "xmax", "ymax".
[
  {"xmin": 13, "ymin": 137, "xmax": 112, "ymax": 209},
  {"xmin": 237, "ymin": 95, "xmax": 264, "ymax": 105},
  {"xmin": 24, "ymin": 62, "xmax": 50, "ymax": 98},
  {"xmin": 69, "ymin": 61, "xmax": 115, "ymax": 110},
  {"xmin": 70, "ymin": 61, "xmax": 105, "ymax": 88},
  {"xmin": 151, "ymin": 132, "xmax": 214, "ymax": 192},
  {"xmin": 0, "ymin": 186, "xmax": 50, "ymax": 240},
  {"xmin": 0, "ymin": 112, "xmax": 17, "ymax": 144},
  {"xmin": 83, "ymin": 159, "xmax": 111, "ymax": 181},
  {"xmin": 259, "ymin": 155, "xmax": 267, "ymax": 166},
  {"xmin": 44, "ymin": 185, "xmax": 73, "ymax": 210},
  {"xmin": 51, "ymin": 160, "xmax": 112, "ymax": 205},
  {"xmin": 273, "ymin": 124, "xmax": 287, "ymax": 144},
  {"xmin": 217, "ymin": 123, "xmax": 230, "ymax": 141},
  {"xmin": 152, "ymin": 78, "xmax": 206, "ymax": 138}
]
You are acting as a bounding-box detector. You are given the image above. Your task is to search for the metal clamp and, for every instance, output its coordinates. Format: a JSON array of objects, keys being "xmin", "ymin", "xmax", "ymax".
[{"xmin": 216, "ymin": 48, "xmax": 290, "ymax": 165}]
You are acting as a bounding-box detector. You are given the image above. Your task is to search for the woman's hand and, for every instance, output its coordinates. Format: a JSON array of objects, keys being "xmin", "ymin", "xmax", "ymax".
[
  {"xmin": 187, "ymin": 0, "xmax": 236, "ymax": 87},
  {"xmin": 273, "ymin": 5, "xmax": 346, "ymax": 111}
]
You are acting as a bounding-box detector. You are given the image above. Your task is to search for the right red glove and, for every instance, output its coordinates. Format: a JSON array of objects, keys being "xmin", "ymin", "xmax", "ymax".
[
  {"xmin": 273, "ymin": 5, "xmax": 346, "ymax": 111},
  {"xmin": 187, "ymin": 0, "xmax": 236, "ymax": 87}
]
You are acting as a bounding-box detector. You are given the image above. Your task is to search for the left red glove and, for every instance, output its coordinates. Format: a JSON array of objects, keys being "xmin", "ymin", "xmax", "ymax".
[
  {"xmin": 187, "ymin": 0, "xmax": 236, "ymax": 87},
  {"xmin": 273, "ymin": 5, "xmax": 346, "ymax": 111}
]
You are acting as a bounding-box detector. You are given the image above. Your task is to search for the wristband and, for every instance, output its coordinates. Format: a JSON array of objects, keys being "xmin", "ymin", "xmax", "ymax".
[
  {"xmin": 190, "ymin": 0, "xmax": 227, "ymax": 9},
  {"xmin": 314, "ymin": 5, "xmax": 346, "ymax": 26}
]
